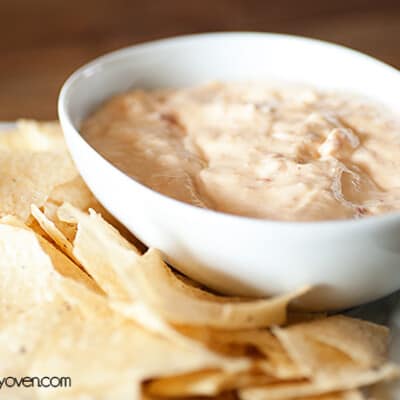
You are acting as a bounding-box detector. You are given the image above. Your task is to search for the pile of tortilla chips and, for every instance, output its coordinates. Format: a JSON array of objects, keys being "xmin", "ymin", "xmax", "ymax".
[{"xmin": 0, "ymin": 121, "xmax": 398, "ymax": 400}]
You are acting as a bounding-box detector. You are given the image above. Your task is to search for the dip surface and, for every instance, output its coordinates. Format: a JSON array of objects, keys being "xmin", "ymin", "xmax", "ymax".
[{"xmin": 82, "ymin": 82, "xmax": 400, "ymax": 221}]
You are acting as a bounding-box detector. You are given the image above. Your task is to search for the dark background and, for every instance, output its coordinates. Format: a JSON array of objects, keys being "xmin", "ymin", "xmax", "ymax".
[{"xmin": 1, "ymin": 0, "xmax": 399, "ymax": 120}]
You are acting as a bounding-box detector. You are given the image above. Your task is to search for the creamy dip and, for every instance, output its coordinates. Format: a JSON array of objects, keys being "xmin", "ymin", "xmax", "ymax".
[{"xmin": 82, "ymin": 82, "xmax": 400, "ymax": 221}]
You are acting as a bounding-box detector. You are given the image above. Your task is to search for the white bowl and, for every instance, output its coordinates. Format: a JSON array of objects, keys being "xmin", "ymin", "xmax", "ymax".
[{"xmin": 59, "ymin": 32, "xmax": 400, "ymax": 310}]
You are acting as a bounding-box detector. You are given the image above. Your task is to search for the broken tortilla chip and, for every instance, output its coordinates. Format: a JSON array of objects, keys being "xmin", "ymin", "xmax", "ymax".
[
  {"xmin": 118, "ymin": 247, "xmax": 309, "ymax": 329},
  {"xmin": 57, "ymin": 203, "xmax": 139, "ymax": 301},
  {"xmin": 31, "ymin": 204, "xmax": 75, "ymax": 260}
]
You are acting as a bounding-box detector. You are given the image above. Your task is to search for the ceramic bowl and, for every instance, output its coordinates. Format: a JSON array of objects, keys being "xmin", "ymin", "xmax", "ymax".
[{"xmin": 59, "ymin": 32, "xmax": 400, "ymax": 309}]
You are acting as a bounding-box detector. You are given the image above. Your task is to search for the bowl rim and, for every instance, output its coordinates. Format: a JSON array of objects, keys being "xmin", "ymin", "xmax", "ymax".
[{"xmin": 58, "ymin": 31, "xmax": 400, "ymax": 230}]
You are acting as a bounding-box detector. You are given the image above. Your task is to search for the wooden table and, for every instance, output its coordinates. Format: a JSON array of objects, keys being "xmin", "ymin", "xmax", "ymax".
[{"xmin": 1, "ymin": 0, "xmax": 399, "ymax": 120}]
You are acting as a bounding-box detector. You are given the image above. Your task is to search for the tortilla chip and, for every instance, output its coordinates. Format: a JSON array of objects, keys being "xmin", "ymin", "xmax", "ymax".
[
  {"xmin": 43, "ymin": 201, "xmax": 77, "ymax": 243},
  {"xmin": 142, "ymin": 389, "xmax": 240, "ymax": 400},
  {"xmin": 0, "ymin": 120, "xmax": 66, "ymax": 152},
  {"xmin": 57, "ymin": 203, "xmax": 139, "ymax": 301},
  {"xmin": 0, "ymin": 152, "xmax": 77, "ymax": 221},
  {"xmin": 239, "ymin": 364, "xmax": 398, "ymax": 400},
  {"xmin": 0, "ymin": 223, "xmax": 61, "ymax": 321},
  {"xmin": 237, "ymin": 316, "xmax": 400, "ymax": 399},
  {"xmin": 50, "ymin": 177, "xmax": 145, "ymax": 248},
  {"xmin": 175, "ymin": 326, "xmax": 303, "ymax": 379},
  {"xmin": 111, "ymin": 300, "xmax": 305, "ymax": 383},
  {"xmin": 0, "ymin": 221, "xmax": 82, "ymax": 383},
  {"xmin": 118, "ymin": 247, "xmax": 309, "ymax": 329},
  {"xmin": 308, "ymin": 391, "xmax": 365, "ymax": 400},
  {"xmin": 54, "ymin": 203, "xmax": 309, "ymax": 384},
  {"xmin": 31, "ymin": 204, "xmax": 75, "ymax": 259},
  {"xmin": 0, "ymin": 297, "xmax": 71, "ymax": 400},
  {"xmin": 58, "ymin": 204, "xmax": 296, "ymax": 312},
  {"xmin": 304, "ymin": 392, "xmax": 365, "ymax": 400},
  {"xmin": 144, "ymin": 369, "xmax": 276, "ymax": 397},
  {"xmin": 145, "ymin": 378, "xmax": 366, "ymax": 400},
  {"xmin": 286, "ymin": 311, "xmax": 328, "ymax": 325},
  {"xmin": 111, "ymin": 299, "xmax": 198, "ymax": 344},
  {"xmin": 0, "ymin": 214, "xmax": 30, "ymax": 228},
  {"xmin": 36, "ymin": 235, "xmax": 101, "ymax": 294},
  {"xmin": 0, "ymin": 219, "xmax": 250, "ymax": 399},
  {"xmin": 0, "ymin": 218, "xmax": 100, "ymax": 297},
  {"xmin": 0, "ymin": 121, "xmax": 80, "ymax": 220},
  {"xmin": 274, "ymin": 316, "xmax": 390, "ymax": 376},
  {"xmin": 57, "ymin": 203, "xmax": 308, "ymax": 327},
  {"xmin": 49, "ymin": 176, "xmax": 100, "ymax": 211},
  {"xmin": 32, "ymin": 277, "xmax": 249, "ymax": 399}
]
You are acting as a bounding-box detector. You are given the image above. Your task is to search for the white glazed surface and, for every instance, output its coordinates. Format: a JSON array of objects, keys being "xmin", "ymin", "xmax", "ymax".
[{"xmin": 58, "ymin": 33, "xmax": 400, "ymax": 310}]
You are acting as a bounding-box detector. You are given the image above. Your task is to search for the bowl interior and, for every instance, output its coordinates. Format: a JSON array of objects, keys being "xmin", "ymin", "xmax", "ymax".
[{"xmin": 62, "ymin": 32, "xmax": 400, "ymax": 130}]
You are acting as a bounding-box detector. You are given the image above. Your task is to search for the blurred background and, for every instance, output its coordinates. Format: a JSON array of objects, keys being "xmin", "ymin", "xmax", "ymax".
[{"xmin": 1, "ymin": 0, "xmax": 399, "ymax": 120}]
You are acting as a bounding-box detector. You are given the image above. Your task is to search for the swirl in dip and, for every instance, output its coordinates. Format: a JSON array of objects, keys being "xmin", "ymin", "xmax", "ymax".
[{"xmin": 81, "ymin": 82, "xmax": 400, "ymax": 221}]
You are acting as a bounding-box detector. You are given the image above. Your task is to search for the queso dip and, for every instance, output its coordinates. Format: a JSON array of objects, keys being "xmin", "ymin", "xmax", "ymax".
[{"xmin": 82, "ymin": 82, "xmax": 400, "ymax": 221}]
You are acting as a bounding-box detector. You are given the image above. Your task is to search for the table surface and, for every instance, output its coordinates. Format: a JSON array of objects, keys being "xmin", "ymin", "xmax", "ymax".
[{"xmin": 1, "ymin": 0, "xmax": 399, "ymax": 120}]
